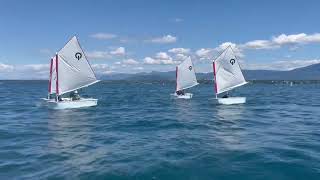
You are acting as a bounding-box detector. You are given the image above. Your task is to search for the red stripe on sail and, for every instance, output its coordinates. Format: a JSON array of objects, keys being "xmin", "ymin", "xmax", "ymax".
[
  {"xmin": 48, "ymin": 58, "xmax": 53, "ymax": 93},
  {"xmin": 213, "ymin": 62, "xmax": 218, "ymax": 94},
  {"xmin": 55, "ymin": 54, "xmax": 59, "ymax": 95}
]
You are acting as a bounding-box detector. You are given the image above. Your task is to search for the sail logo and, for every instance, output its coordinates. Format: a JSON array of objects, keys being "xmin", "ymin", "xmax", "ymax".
[
  {"xmin": 75, "ymin": 52, "xmax": 82, "ymax": 60},
  {"xmin": 189, "ymin": 66, "xmax": 192, "ymax": 71},
  {"xmin": 230, "ymin": 59, "xmax": 236, "ymax": 65}
]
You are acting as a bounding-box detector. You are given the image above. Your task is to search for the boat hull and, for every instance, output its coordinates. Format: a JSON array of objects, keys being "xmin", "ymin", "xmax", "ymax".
[
  {"xmin": 217, "ymin": 97, "xmax": 246, "ymax": 105},
  {"xmin": 44, "ymin": 98, "xmax": 98, "ymax": 109},
  {"xmin": 171, "ymin": 93, "xmax": 193, "ymax": 99}
]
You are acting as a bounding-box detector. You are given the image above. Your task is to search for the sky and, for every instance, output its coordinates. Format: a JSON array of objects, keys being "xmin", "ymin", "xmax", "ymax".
[{"xmin": 1, "ymin": 0, "xmax": 320, "ymax": 79}]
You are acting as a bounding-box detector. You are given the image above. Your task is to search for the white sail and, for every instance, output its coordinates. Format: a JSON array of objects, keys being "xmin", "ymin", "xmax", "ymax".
[
  {"xmin": 213, "ymin": 46, "xmax": 247, "ymax": 95},
  {"xmin": 48, "ymin": 56, "xmax": 57, "ymax": 94},
  {"xmin": 176, "ymin": 57, "xmax": 199, "ymax": 91},
  {"xmin": 56, "ymin": 36, "xmax": 99, "ymax": 95}
]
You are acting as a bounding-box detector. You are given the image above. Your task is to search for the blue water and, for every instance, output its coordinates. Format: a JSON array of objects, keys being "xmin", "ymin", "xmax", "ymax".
[{"xmin": 1, "ymin": 80, "xmax": 320, "ymax": 179}]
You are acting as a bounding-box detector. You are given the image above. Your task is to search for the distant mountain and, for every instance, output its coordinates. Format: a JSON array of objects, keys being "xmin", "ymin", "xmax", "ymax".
[{"xmin": 100, "ymin": 63, "xmax": 320, "ymax": 81}]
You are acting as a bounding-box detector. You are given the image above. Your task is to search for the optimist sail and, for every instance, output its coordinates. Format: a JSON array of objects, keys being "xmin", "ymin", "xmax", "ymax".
[
  {"xmin": 213, "ymin": 46, "xmax": 247, "ymax": 95},
  {"xmin": 176, "ymin": 57, "xmax": 199, "ymax": 91},
  {"xmin": 50, "ymin": 36, "xmax": 99, "ymax": 96}
]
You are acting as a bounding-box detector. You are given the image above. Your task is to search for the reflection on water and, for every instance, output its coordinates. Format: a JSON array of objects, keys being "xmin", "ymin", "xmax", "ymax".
[
  {"xmin": 46, "ymin": 110, "xmax": 107, "ymax": 173},
  {"xmin": 213, "ymin": 104, "xmax": 250, "ymax": 151},
  {"xmin": 215, "ymin": 104, "xmax": 246, "ymax": 121}
]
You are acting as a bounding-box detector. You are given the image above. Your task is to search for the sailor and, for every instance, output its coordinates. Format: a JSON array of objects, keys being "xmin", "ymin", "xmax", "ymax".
[
  {"xmin": 222, "ymin": 93, "xmax": 229, "ymax": 98},
  {"xmin": 57, "ymin": 96, "xmax": 62, "ymax": 101},
  {"xmin": 70, "ymin": 90, "xmax": 80, "ymax": 101},
  {"xmin": 176, "ymin": 90, "xmax": 185, "ymax": 95}
]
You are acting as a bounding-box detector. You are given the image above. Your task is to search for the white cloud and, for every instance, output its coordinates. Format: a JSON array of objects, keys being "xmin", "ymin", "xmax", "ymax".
[
  {"xmin": 218, "ymin": 42, "xmax": 244, "ymax": 58},
  {"xmin": 114, "ymin": 61, "xmax": 121, "ymax": 65},
  {"xmin": 143, "ymin": 52, "xmax": 176, "ymax": 65},
  {"xmin": 86, "ymin": 47, "xmax": 126, "ymax": 60},
  {"xmin": 86, "ymin": 50, "xmax": 111, "ymax": 59},
  {"xmin": 242, "ymin": 40, "xmax": 277, "ymax": 49},
  {"xmin": 155, "ymin": 52, "xmax": 171, "ymax": 60},
  {"xmin": 244, "ymin": 59, "xmax": 320, "ymax": 71},
  {"xmin": 143, "ymin": 57, "xmax": 158, "ymax": 64},
  {"xmin": 171, "ymin": 18, "xmax": 183, "ymax": 22},
  {"xmin": 90, "ymin": 33, "xmax": 117, "ymax": 40},
  {"xmin": 91, "ymin": 63, "xmax": 115, "ymax": 74},
  {"xmin": 239, "ymin": 33, "xmax": 320, "ymax": 50},
  {"xmin": 123, "ymin": 58, "xmax": 139, "ymax": 65},
  {"xmin": 149, "ymin": 35, "xmax": 177, "ymax": 44},
  {"xmin": 196, "ymin": 48, "xmax": 215, "ymax": 60},
  {"xmin": 168, "ymin": 48, "xmax": 190, "ymax": 54},
  {"xmin": 195, "ymin": 42, "xmax": 243, "ymax": 62},
  {"xmin": 272, "ymin": 33, "xmax": 320, "ymax": 45},
  {"xmin": 0, "ymin": 63, "xmax": 14, "ymax": 72},
  {"xmin": 175, "ymin": 53, "xmax": 188, "ymax": 61},
  {"xmin": 110, "ymin": 47, "xmax": 126, "ymax": 56}
]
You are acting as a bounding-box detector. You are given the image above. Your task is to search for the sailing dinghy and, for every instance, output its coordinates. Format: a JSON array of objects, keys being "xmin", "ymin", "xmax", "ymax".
[
  {"xmin": 212, "ymin": 46, "xmax": 248, "ymax": 105},
  {"xmin": 44, "ymin": 36, "xmax": 100, "ymax": 109},
  {"xmin": 172, "ymin": 57, "xmax": 199, "ymax": 99}
]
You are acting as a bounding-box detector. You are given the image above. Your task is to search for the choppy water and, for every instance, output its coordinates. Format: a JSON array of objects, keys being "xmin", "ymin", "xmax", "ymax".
[{"xmin": 0, "ymin": 80, "xmax": 320, "ymax": 179}]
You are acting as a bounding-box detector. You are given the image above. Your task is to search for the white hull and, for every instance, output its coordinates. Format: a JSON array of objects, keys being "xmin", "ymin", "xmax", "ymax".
[
  {"xmin": 217, "ymin": 97, "xmax": 246, "ymax": 105},
  {"xmin": 44, "ymin": 98, "xmax": 98, "ymax": 109},
  {"xmin": 171, "ymin": 93, "xmax": 193, "ymax": 99}
]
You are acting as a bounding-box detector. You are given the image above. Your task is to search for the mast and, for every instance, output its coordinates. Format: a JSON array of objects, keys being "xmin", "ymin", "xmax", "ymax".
[
  {"xmin": 213, "ymin": 61, "xmax": 218, "ymax": 99},
  {"xmin": 175, "ymin": 66, "xmax": 178, "ymax": 92},
  {"xmin": 55, "ymin": 53, "xmax": 59, "ymax": 101},
  {"xmin": 48, "ymin": 58, "xmax": 53, "ymax": 99}
]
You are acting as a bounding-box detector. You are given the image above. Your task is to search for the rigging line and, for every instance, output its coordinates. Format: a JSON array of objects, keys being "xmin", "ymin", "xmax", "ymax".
[
  {"xmin": 58, "ymin": 55, "xmax": 81, "ymax": 72},
  {"xmin": 212, "ymin": 45, "xmax": 228, "ymax": 62},
  {"xmin": 215, "ymin": 46, "xmax": 229, "ymax": 74},
  {"xmin": 229, "ymin": 45, "xmax": 245, "ymax": 72},
  {"xmin": 76, "ymin": 36, "xmax": 98, "ymax": 79}
]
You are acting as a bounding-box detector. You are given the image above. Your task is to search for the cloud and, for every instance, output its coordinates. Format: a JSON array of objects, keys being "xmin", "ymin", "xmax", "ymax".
[
  {"xmin": 91, "ymin": 63, "xmax": 115, "ymax": 74},
  {"xmin": 195, "ymin": 48, "xmax": 215, "ymax": 60},
  {"xmin": 0, "ymin": 63, "xmax": 14, "ymax": 72},
  {"xmin": 86, "ymin": 50, "xmax": 111, "ymax": 59},
  {"xmin": 168, "ymin": 48, "xmax": 190, "ymax": 54},
  {"xmin": 0, "ymin": 63, "xmax": 50, "ymax": 79},
  {"xmin": 122, "ymin": 58, "xmax": 139, "ymax": 65},
  {"xmin": 244, "ymin": 59, "xmax": 320, "ymax": 71},
  {"xmin": 175, "ymin": 53, "xmax": 189, "ymax": 61},
  {"xmin": 143, "ymin": 57, "xmax": 157, "ymax": 64},
  {"xmin": 110, "ymin": 47, "xmax": 126, "ymax": 56},
  {"xmin": 155, "ymin": 52, "xmax": 171, "ymax": 60},
  {"xmin": 170, "ymin": 18, "xmax": 183, "ymax": 22},
  {"xmin": 272, "ymin": 33, "xmax": 320, "ymax": 45},
  {"xmin": 242, "ymin": 40, "xmax": 277, "ymax": 50},
  {"xmin": 143, "ymin": 52, "xmax": 177, "ymax": 65},
  {"xmin": 23, "ymin": 64, "xmax": 49, "ymax": 71},
  {"xmin": 90, "ymin": 33, "xmax": 117, "ymax": 40},
  {"xmin": 86, "ymin": 47, "xmax": 125, "ymax": 59},
  {"xmin": 149, "ymin": 35, "xmax": 177, "ymax": 44},
  {"xmin": 239, "ymin": 33, "xmax": 320, "ymax": 50}
]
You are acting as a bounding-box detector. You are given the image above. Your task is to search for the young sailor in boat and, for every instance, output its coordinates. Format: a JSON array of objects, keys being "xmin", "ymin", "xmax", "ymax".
[
  {"xmin": 222, "ymin": 92, "xmax": 229, "ymax": 98},
  {"xmin": 176, "ymin": 90, "xmax": 185, "ymax": 96},
  {"xmin": 57, "ymin": 96, "xmax": 62, "ymax": 101},
  {"xmin": 70, "ymin": 90, "xmax": 81, "ymax": 101}
]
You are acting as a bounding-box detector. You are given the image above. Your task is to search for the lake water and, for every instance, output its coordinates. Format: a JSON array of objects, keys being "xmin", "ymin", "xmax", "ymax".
[{"xmin": 0, "ymin": 80, "xmax": 320, "ymax": 179}]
